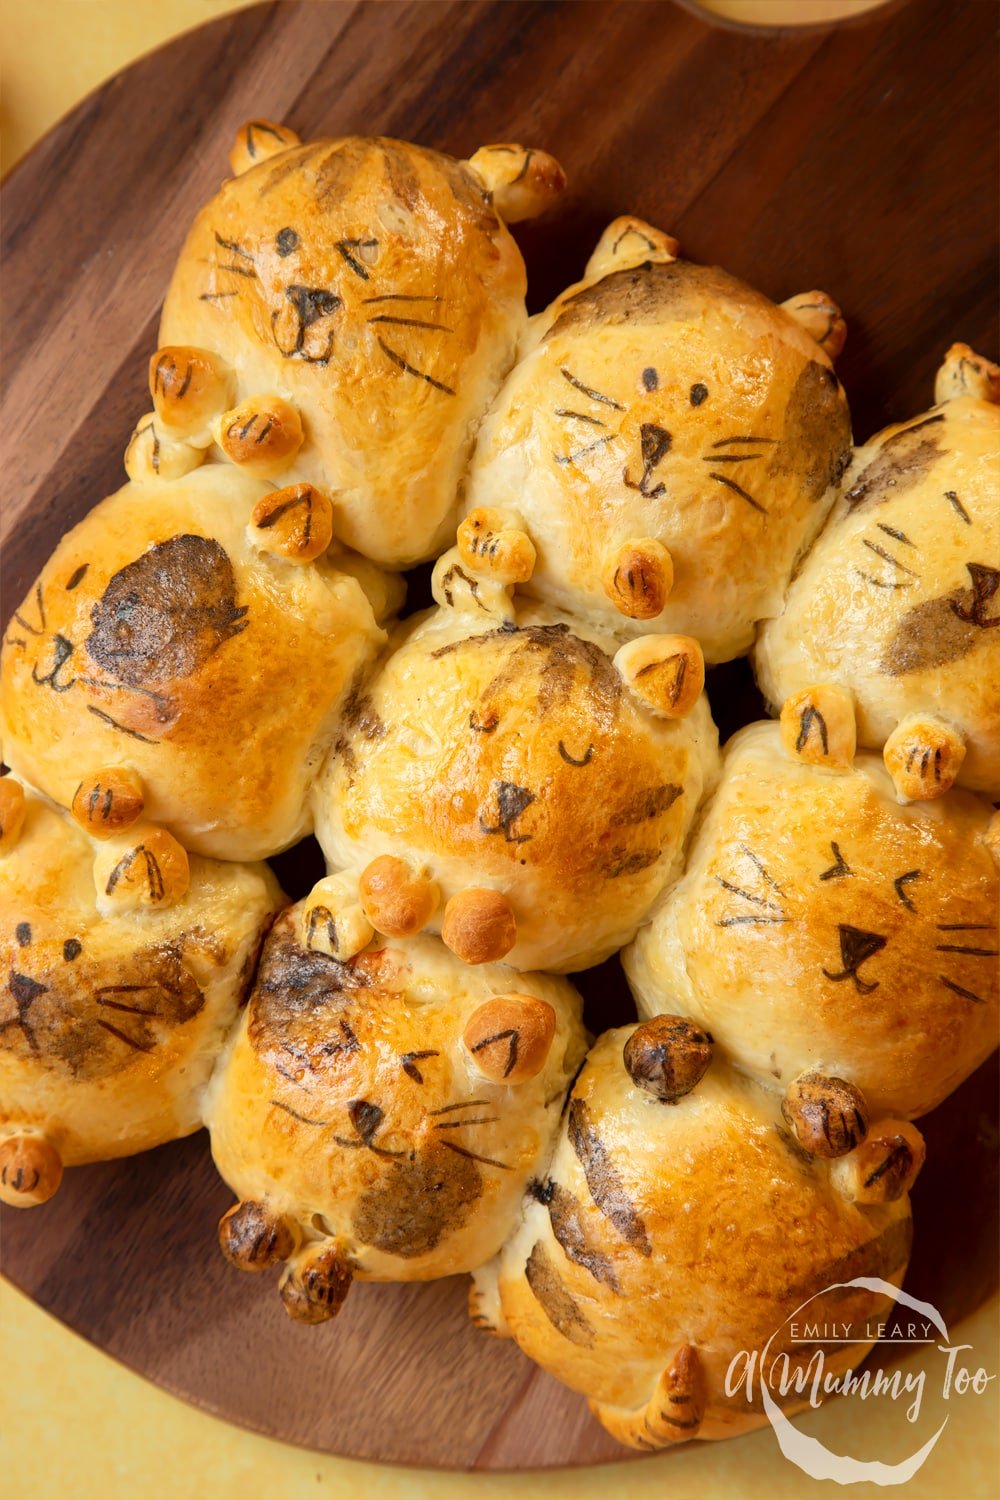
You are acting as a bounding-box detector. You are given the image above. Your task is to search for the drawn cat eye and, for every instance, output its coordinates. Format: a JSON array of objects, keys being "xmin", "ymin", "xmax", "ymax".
[
  {"xmin": 689, "ymin": 383, "xmax": 708, "ymax": 406},
  {"xmin": 15, "ymin": 922, "xmax": 31, "ymax": 947},
  {"xmin": 63, "ymin": 939, "xmax": 82, "ymax": 962},
  {"xmin": 642, "ymin": 367, "xmax": 659, "ymax": 392},
  {"xmin": 275, "ymin": 227, "xmax": 299, "ymax": 257},
  {"xmin": 558, "ymin": 740, "xmax": 594, "ymax": 767},
  {"xmin": 66, "ymin": 564, "xmax": 89, "ymax": 591}
]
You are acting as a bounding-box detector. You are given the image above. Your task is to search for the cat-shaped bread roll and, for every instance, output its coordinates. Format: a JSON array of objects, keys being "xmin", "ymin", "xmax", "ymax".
[
  {"xmin": 0, "ymin": 464, "xmax": 396, "ymax": 865},
  {"xmin": 312, "ymin": 549, "xmax": 720, "ymax": 972},
  {"xmin": 460, "ymin": 217, "xmax": 851, "ymax": 660},
  {"xmin": 154, "ymin": 123, "xmax": 565, "ymax": 568},
  {"xmin": 754, "ymin": 345, "xmax": 1000, "ymax": 800},
  {"xmin": 205, "ymin": 904, "xmax": 587, "ymax": 1321},
  {"xmin": 625, "ymin": 722, "xmax": 999, "ymax": 1135},
  {"xmin": 0, "ymin": 777, "xmax": 282, "ymax": 1207},
  {"xmin": 472, "ymin": 1020, "xmax": 920, "ymax": 1446}
]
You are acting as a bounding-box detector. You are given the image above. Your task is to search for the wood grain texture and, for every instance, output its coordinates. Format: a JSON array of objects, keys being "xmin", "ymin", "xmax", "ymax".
[{"xmin": 1, "ymin": 0, "xmax": 997, "ymax": 1470}]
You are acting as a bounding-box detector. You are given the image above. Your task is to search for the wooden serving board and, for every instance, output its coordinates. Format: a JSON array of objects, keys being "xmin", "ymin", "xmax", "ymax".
[{"xmin": 1, "ymin": 0, "xmax": 997, "ymax": 1470}]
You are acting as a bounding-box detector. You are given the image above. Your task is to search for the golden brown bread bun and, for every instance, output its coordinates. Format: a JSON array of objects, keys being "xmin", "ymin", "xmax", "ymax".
[
  {"xmin": 0, "ymin": 465, "xmax": 394, "ymax": 860},
  {"xmin": 158, "ymin": 127, "xmax": 565, "ymax": 568},
  {"xmin": 624, "ymin": 722, "xmax": 999, "ymax": 1122},
  {"xmin": 0, "ymin": 780, "xmax": 282, "ymax": 1205},
  {"xmin": 754, "ymin": 344, "xmax": 1000, "ymax": 798},
  {"xmin": 313, "ymin": 579, "xmax": 720, "ymax": 972},
  {"xmin": 462, "ymin": 219, "xmax": 852, "ymax": 661},
  {"xmin": 205, "ymin": 906, "xmax": 587, "ymax": 1320},
  {"xmin": 476, "ymin": 1024, "xmax": 917, "ymax": 1446}
]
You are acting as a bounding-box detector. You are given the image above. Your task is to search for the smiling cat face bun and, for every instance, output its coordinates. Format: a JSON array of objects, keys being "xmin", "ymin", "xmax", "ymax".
[
  {"xmin": 312, "ymin": 557, "xmax": 719, "ymax": 973},
  {"xmin": 461, "ymin": 218, "xmax": 851, "ymax": 661},
  {"xmin": 156, "ymin": 125, "xmax": 566, "ymax": 568}
]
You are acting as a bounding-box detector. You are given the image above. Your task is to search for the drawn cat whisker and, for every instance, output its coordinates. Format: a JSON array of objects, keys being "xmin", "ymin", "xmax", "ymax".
[
  {"xmin": 707, "ymin": 472, "xmax": 765, "ymax": 513},
  {"xmin": 433, "ymin": 1117, "xmax": 500, "ymax": 1130},
  {"xmin": 711, "ymin": 435, "xmax": 777, "ymax": 447},
  {"xmin": 559, "ymin": 367, "xmax": 624, "ymax": 410},
  {"xmin": 854, "ymin": 569, "xmax": 912, "ymax": 590},
  {"xmin": 555, "ymin": 435, "xmax": 615, "ymax": 465},
  {"xmin": 376, "ymin": 336, "xmax": 455, "ymax": 395},
  {"xmin": 427, "ymin": 1099, "xmax": 491, "ymax": 1115},
  {"xmin": 12, "ymin": 583, "xmax": 46, "ymax": 637},
  {"xmin": 862, "ymin": 539, "xmax": 919, "ymax": 577},
  {"xmin": 554, "ymin": 409, "xmax": 607, "ymax": 427},
  {"xmin": 877, "ymin": 522, "xmax": 916, "ymax": 546},
  {"xmin": 366, "ymin": 315, "xmax": 452, "ymax": 332},
  {"xmin": 439, "ymin": 1140, "xmax": 511, "ymax": 1171},
  {"xmin": 703, "ymin": 454, "xmax": 763, "ymax": 464},
  {"xmin": 939, "ymin": 978, "xmax": 986, "ymax": 1004},
  {"xmin": 362, "ymin": 293, "xmax": 443, "ymax": 304},
  {"xmin": 214, "ymin": 231, "xmax": 254, "ymax": 262}
]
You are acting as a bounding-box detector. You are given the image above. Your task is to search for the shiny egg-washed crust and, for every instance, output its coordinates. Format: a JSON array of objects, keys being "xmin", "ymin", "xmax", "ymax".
[
  {"xmin": 314, "ymin": 599, "xmax": 720, "ymax": 972},
  {"xmin": 159, "ymin": 132, "xmax": 565, "ymax": 568},
  {"xmin": 0, "ymin": 465, "xmax": 394, "ymax": 860},
  {"xmin": 205, "ymin": 907, "xmax": 588, "ymax": 1293},
  {"xmin": 625, "ymin": 722, "xmax": 999, "ymax": 1120},
  {"xmin": 755, "ymin": 350, "xmax": 1000, "ymax": 794},
  {"xmin": 479, "ymin": 1027, "xmax": 912, "ymax": 1444},
  {"xmin": 463, "ymin": 227, "xmax": 852, "ymax": 662},
  {"xmin": 0, "ymin": 783, "xmax": 282, "ymax": 1189}
]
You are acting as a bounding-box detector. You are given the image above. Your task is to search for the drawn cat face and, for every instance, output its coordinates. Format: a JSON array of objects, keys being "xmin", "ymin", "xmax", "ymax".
[
  {"xmin": 624, "ymin": 723, "xmax": 999, "ymax": 1118},
  {"xmin": 465, "ymin": 259, "xmax": 851, "ymax": 660},
  {"xmin": 834, "ymin": 403, "xmax": 1000, "ymax": 666},
  {"xmin": 0, "ymin": 468, "xmax": 385, "ymax": 859},
  {"xmin": 4, "ymin": 534, "xmax": 247, "ymax": 741},
  {"xmin": 316, "ymin": 608, "xmax": 718, "ymax": 971},
  {"xmin": 206, "ymin": 910, "xmax": 586, "ymax": 1281},
  {"xmin": 160, "ymin": 136, "xmax": 534, "ymax": 566},
  {"xmin": 754, "ymin": 386, "xmax": 1000, "ymax": 793},
  {"xmin": 0, "ymin": 919, "xmax": 203, "ymax": 1082},
  {"xmin": 0, "ymin": 783, "xmax": 281, "ymax": 1190}
]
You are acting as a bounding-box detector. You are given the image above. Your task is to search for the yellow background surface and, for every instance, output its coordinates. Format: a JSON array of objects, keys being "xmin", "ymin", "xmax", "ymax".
[{"xmin": 1, "ymin": 2, "xmax": 996, "ymax": 1497}]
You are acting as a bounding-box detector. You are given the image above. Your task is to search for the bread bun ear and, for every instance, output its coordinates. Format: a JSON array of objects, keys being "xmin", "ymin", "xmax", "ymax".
[
  {"xmin": 0, "ymin": 1134, "xmax": 63, "ymax": 1207},
  {"xmin": 780, "ymin": 291, "xmax": 847, "ymax": 360},
  {"xmin": 228, "ymin": 118, "xmax": 300, "ymax": 176},
  {"xmin": 935, "ymin": 342, "xmax": 1000, "ymax": 404},
  {"xmin": 466, "ymin": 145, "xmax": 566, "ymax": 223},
  {"xmin": 584, "ymin": 216, "xmax": 679, "ymax": 280}
]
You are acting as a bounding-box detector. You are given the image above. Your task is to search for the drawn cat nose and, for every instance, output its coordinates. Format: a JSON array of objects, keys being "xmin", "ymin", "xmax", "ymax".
[
  {"xmin": 348, "ymin": 1098, "xmax": 384, "ymax": 1144},
  {"xmin": 639, "ymin": 423, "xmax": 672, "ymax": 469}
]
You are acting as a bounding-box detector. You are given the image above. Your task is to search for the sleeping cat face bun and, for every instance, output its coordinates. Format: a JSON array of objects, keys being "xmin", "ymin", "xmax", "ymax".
[
  {"xmin": 157, "ymin": 124, "xmax": 566, "ymax": 568},
  {"xmin": 474, "ymin": 1023, "xmax": 919, "ymax": 1447},
  {"xmin": 461, "ymin": 217, "xmax": 851, "ymax": 660},
  {"xmin": 0, "ymin": 465, "xmax": 391, "ymax": 861},
  {"xmin": 754, "ymin": 344, "xmax": 1000, "ymax": 800},
  {"xmin": 205, "ymin": 905, "xmax": 587, "ymax": 1321},
  {"xmin": 0, "ymin": 778, "xmax": 282, "ymax": 1206},
  {"xmin": 312, "ymin": 556, "xmax": 720, "ymax": 973}
]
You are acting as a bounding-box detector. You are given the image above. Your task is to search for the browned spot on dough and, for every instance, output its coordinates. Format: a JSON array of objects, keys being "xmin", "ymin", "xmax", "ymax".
[
  {"xmin": 85, "ymin": 535, "xmax": 247, "ymax": 691},
  {"xmin": 248, "ymin": 910, "xmax": 371, "ymax": 1069},
  {"xmin": 432, "ymin": 621, "xmax": 623, "ymax": 729},
  {"xmin": 602, "ymin": 847, "xmax": 662, "ymax": 879},
  {"xmin": 547, "ymin": 260, "xmax": 758, "ymax": 338},
  {"xmin": 844, "ymin": 423, "xmax": 943, "ymax": 512},
  {"xmin": 548, "ymin": 1183, "xmax": 620, "ymax": 1290},
  {"xmin": 568, "ymin": 1098, "xmax": 651, "ymax": 1254},
  {"xmin": 773, "ymin": 359, "xmax": 852, "ymax": 500},
  {"xmin": 351, "ymin": 1142, "xmax": 482, "ymax": 1257},
  {"xmin": 0, "ymin": 942, "xmax": 203, "ymax": 1079},
  {"xmin": 524, "ymin": 1241, "xmax": 596, "ymax": 1346},
  {"xmin": 881, "ymin": 564, "xmax": 1000, "ymax": 675},
  {"xmin": 609, "ymin": 783, "xmax": 682, "ymax": 826}
]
